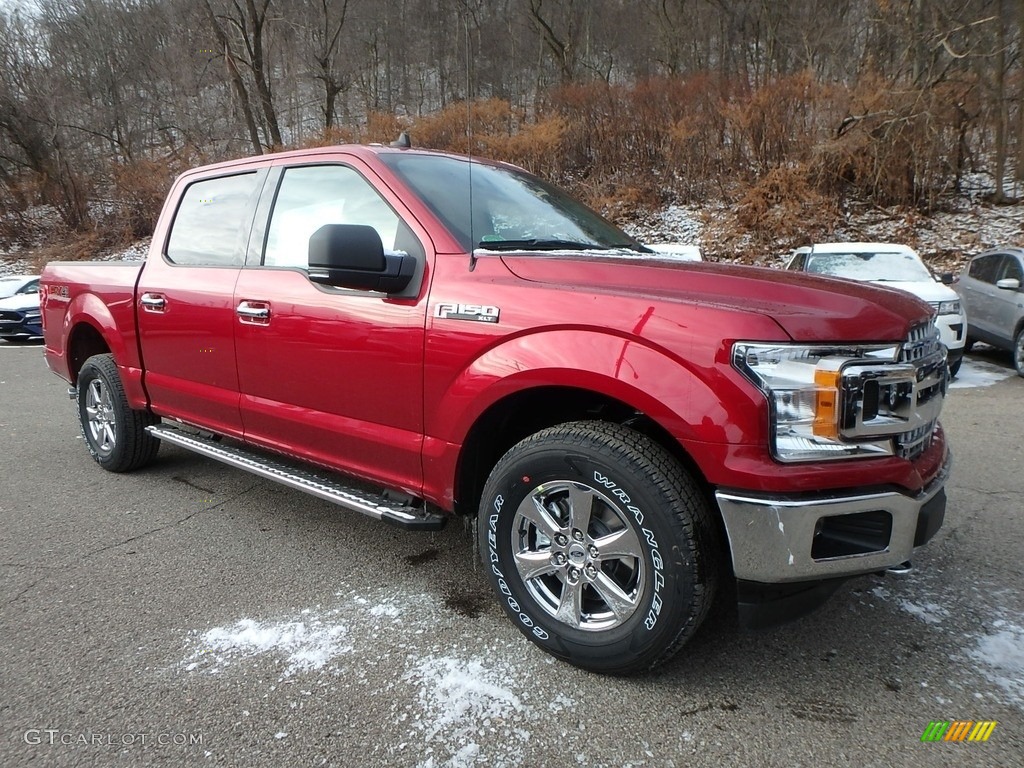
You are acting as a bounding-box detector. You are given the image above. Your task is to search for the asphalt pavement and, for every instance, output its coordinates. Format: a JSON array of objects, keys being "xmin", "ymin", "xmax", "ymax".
[{"xmin": 1, "ymin": 342, "xmax": 1021, "ymax": 768}]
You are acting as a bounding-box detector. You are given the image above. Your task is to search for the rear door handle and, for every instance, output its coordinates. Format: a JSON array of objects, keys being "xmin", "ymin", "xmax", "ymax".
[
  {"xmin": 140, "ymin": 293, "xmax": 166, "ymax": 312},
  {"xmin": 236, "ymin": 300, "xmax": 271, "ymax": 325}
]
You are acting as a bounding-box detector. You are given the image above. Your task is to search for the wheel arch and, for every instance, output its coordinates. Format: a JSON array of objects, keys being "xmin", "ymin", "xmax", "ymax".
[
  {"xmin": 452, "ymin": 384, "xmax": 713, "ymax": 521},
  {"xmin": 66, "ymin": 321, "xmax": 111, "ymax": 384}
]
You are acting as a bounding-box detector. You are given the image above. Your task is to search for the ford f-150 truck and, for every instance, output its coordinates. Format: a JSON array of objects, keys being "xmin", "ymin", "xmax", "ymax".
[{"xmin": 41, "ymin": 144, "xmax": 950, "ymax": 673}]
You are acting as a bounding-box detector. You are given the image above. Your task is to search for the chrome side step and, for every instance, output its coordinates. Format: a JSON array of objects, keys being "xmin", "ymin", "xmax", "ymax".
[{"xmin": 146, "ymin": 424, "xmax": 446, "ymax": 531}]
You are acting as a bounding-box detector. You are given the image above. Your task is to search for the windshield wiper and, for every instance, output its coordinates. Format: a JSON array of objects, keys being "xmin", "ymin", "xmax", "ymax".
[{"xmin": 476, "ymin": 238, "xmax": 613, "ymax": 252}]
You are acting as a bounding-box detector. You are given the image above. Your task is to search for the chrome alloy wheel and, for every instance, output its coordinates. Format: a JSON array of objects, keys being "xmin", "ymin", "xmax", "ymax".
[
  {"xmin": 511, "ymin": 480, "xmax": 645, "ymax": 632},
  {"xmin": 1015, "ymin": 331, "xmax": 1024, "ymax": 375},
  {"xmin": 84, "ymin": 377, "xmax": 117, "ymax": 456}
]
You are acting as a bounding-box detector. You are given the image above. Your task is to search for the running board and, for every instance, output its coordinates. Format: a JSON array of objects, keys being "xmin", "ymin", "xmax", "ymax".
[{"xmin": 146, "ymin": 424, "xmax": 446, "ymax": 531}]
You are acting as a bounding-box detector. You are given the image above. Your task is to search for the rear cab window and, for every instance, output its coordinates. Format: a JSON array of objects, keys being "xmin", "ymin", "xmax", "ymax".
[{"xmin": 166, "ymin": 172, "xmax": 261, "ymax": 266}]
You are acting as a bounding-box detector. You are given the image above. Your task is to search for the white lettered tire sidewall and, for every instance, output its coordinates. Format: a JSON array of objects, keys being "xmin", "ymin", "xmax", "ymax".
[{"xmin": 479, "ymin": 423, "xmax": 711, "ymax": 673}]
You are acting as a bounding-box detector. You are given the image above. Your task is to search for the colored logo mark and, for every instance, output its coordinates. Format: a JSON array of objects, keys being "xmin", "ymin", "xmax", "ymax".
[{"xmin": 921, "ymin": 720, "xmax": 997, "ymax": 742}]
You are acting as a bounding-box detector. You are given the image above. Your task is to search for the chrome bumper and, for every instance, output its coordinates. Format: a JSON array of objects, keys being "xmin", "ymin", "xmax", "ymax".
[{"xmin": 716, "ymin": 452, "xmax": 951, "ymax": 583}]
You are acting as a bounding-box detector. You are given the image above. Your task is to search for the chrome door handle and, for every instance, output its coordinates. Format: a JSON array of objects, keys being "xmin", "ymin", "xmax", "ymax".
[
  {"xmin": 236, "ymin": 301, "xmax": 270, "ymax": 323},
  {"xmin": 140, "ymin": 293, "xmax": 166, "ymax": 311}
]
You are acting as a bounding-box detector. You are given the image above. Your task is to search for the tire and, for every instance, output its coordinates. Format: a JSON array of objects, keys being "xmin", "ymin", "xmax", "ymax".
[
  {"xmin": 963, "ymin": 336, "xmax": 976, "ymax": 354},
  {"xmin": 478, "ymin": 421, "xmax": 719, "ymax": 674},
  {"xmin": 1015, "ymin": 328, "xmax": 1024, "ymax": 378},
  {"xmin": 949, "ymin": 357, "xmax": 962, "ymax": 378},
  {"xmin": 77, "ymin": 353, "xmax": 160, "ymax": 472}
]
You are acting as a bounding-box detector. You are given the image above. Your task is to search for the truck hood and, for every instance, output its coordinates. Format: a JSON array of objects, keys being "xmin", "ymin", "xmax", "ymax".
[
  {"xmin": 866, "ymin": 279, "xmax": 958, "ymax": 303},
  {"xmin": 499, "ymin": 253, "xmax": 933, "ymax": 342}
]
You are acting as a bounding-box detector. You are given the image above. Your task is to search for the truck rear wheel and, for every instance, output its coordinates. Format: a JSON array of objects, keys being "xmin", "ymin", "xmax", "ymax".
[
  {"xmin": 478, "ymin": 421, "xmax": 718, "ymax": 673},
  {"xmin": 77, "ymin": 354, "xmax": 159, "ymax": 472}
]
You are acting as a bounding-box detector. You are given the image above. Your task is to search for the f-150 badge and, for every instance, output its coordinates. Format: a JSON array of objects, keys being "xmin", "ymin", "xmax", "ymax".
[{"xmin": 434, "ymin": 303, "xmax": 500, "ymax": 323}]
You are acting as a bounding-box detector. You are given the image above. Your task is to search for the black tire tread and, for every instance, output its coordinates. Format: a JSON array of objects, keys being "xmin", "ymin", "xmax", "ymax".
[
  {"xmin": 485, "ymin": 419, "xmax": 721, "ymax": 673},
  {"xmin": 78, "ymin": 353, "xmax": 160, "ymax": 472}
]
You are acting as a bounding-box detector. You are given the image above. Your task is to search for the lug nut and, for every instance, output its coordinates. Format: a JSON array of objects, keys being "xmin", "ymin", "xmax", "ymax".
[
  {"xmin": 567, "ymin": 567, "xmax": 579, "ymax": 582},
  {"xmin": 588, "ymin": 545, "xmax": 599, "ymax": 558},
  {"xmin": 554, "ymin": 533, "xmax": 568, "ymax": 547},
  {"xmin": 572, "ymin": 529, "xmax": 584, "ymax": 542},
  {"xmin": 553, "ymin": 553, "xmax": 567, "ymax": 566},
  {"xmin": 585, "ymin": 564, "xmax": 597, "ymax": 578}
]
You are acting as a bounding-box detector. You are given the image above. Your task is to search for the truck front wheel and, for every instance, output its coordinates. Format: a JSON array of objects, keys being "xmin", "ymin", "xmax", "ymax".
[
  {"xmin": 478, "ymin": 421, "xmax": 718, "ymax": 673},
  {"xmin": 77, "ymin": 354, "xmax": 159, "ymax": 472}
]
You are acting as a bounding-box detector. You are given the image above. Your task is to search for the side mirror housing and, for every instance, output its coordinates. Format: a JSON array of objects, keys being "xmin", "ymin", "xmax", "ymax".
[
  {"xmin": 938, "ymin": 272, "xmax": 955, "ymax": 285},
  {"xmin": 308, "ymin": 224, "xmax": 415, "ymax": 293},
  {"xmin": 996, "ymin": 277, "xmax": 1021, "ymax": 291}
]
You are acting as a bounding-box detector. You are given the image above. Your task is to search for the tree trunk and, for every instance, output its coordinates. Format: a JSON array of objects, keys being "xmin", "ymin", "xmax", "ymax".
[{"xmin": 203, "ymin": 1, "xmax": 263, "ymax": 154}]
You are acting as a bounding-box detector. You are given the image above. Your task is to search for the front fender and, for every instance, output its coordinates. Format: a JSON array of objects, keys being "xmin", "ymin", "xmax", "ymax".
[{"xmin": 427, "ymin": 328, "xmax": 767, "ymax": 461}]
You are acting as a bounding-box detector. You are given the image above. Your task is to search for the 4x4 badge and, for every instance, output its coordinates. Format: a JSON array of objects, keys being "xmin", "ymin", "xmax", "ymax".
[{"xmin": 434, "ymin": 303, "xmax": 500, "ymax": 323}]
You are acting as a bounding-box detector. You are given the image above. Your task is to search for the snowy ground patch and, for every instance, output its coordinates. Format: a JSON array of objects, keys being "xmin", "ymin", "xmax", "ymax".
[
  {"xmin": 949, "ymin": 356, "xmax": 1015, "ymax": 389},
  {"xmin": 184, "ymin": 614, "xmax": 352, "ymax": 676},
  {"xmin": 969, "ymin": 621, "xmax": 1024, "ymax": 708},
  {"xmin": 403, "ymin": 653, "xmax": 536, "ymax": 768}
]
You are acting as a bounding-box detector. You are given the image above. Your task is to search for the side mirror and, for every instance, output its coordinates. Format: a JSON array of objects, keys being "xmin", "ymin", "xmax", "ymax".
[
  {"xmin": 937, "ymin": 273, "xmax": 955, "ymax": 285},
  {"xmin": 996, "ymin": 277, "xmax": 1021, "ymax": 291},
  {"xmin": 308, "ymin": 224, "xmax": 414, "ymax": 293}
]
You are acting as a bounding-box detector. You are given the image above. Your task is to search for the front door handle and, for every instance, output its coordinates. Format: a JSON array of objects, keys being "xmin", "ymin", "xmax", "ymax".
[
  {"xmin": 140, "ymin": 293, "xmax": 166, "ymax": 312},
  {"xmin": 236, "ymin": 300, "xmax": 271, "ymax": 325}
]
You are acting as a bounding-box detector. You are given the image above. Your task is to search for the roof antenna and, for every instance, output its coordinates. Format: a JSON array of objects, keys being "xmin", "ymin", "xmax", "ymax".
[
  {"xmin": 390, "ymin": 131, "xmax": 411, "ymax": 148},
  {"xmin": 466, "ymin": 15, "xmax": 477, "ymax": 272}
]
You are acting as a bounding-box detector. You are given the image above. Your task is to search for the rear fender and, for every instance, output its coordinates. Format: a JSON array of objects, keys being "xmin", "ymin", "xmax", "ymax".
[{"xmin": 64, "ymin": 293, "xmax": 146, "ymax": 408}]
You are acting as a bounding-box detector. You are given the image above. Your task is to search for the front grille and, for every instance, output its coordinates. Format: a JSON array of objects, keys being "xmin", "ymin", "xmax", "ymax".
[
  {"xmin": 0, "ymin": 310, "xmax": 21, "ymax": 321},
  {"xmin": 899, "ymin": 321, "xmax": 941, "ymax": 363},
  {"xmin": 894, "ymin": 321, "xmax": 943, "ymax": 459},
  {"xmin": 896, "ymin": 421, "xmax": 936, "ymax": 460}
]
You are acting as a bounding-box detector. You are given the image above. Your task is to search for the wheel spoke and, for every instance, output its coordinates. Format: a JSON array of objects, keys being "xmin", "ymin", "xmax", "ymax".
[
  {"xmin": 592, "ymin": 527, "xmax": 644, "ymax": 561},
  {"xmin": 516, "ymin": 493, "xmax": 562, "ymax": 540},
  {"xmin": 102, "ymin": 423, "xmax": 116, "ymax": 448},
  {"xmin": 554, "ymin": 576, "xmax": 583, "ymax": 628},
  {"xmin": 592, "ymin": 572, "xmax": 638, "ymax": 621},
  {"xmin": 566, "ymin": 483, "xmax": 596, "ymax": 535},
  {"xmin": 514, "ymin": 549, "xmax": 558, "ymax": 582}
]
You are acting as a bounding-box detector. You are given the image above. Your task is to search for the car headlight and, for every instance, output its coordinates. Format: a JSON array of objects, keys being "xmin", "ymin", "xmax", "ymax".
[
  {"xmin": 733, "ymin": 342, "xmax": 897, "ymax": 462},
  {"xmin": 930, "ymin": 300, "xmax": 961, "ymax": 315}
]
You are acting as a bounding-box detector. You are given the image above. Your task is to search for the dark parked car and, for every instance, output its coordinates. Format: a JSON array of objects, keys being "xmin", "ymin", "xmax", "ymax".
[
  {"xmin": 954, "ymin": 247, "xmax": 1024, "ymax": 376},
  {"xmin": 0, "ymin": 274, "xmax": 39, "ymax": 299},
  {"xmin": 0, "ymin": 290, "xmax": 43, "ymax": 341}
]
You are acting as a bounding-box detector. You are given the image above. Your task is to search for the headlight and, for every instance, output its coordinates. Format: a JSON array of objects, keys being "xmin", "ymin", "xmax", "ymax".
[
  {"xmin": 930, "ymin": 300, "xmax": 961, "ymax": 315},
  {"xmin": 733, "ymin": 342, "xmax": 896, "ymax": 462}
]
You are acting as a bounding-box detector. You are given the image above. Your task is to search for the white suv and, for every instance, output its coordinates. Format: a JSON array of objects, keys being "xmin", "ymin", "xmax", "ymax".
[{"xmin": 786, "ymin": 243, "xmax": 967, "ymax": 376}]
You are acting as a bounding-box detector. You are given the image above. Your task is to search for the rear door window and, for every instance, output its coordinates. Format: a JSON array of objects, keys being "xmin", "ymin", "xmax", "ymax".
[{"xmin": 166, "ymin": 172, "xmax": 260, "ymax": 266}]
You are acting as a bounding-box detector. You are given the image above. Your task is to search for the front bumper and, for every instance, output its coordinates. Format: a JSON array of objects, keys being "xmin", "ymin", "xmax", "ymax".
[
  {"xmin": 936, "ymin": 313, "xmax": 966, "ymax": 351},
  {"xmin": 716, "ymin": 449, "xmax": 950, "ymax": 585}
]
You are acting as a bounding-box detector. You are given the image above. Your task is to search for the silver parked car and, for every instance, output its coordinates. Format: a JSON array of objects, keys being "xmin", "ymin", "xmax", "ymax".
[{"xmin": 954, "ymin": 247, "xmax": 1024, "ymax": 377}]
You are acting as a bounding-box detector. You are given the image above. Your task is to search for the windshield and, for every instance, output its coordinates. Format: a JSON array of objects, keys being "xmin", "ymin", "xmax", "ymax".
[
  {"xmin": 804, "ymin": 251, "xmax": 933, "ymax": 282},
  {"xmin": 379, "ymin": 153, "xmax": 648, "ymax": 253},
  {"xmin": 0, "ymin": 278, "xmax": 29, "ymax": 298}
]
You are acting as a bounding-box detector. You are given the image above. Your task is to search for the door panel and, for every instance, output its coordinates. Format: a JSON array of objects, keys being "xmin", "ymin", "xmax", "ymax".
[
  {"xmin": 234, "ymin": 161, "xmax": 430, "ymax": 493},
  {"xmin": 137, "ymin": 267, "xmax": 243, "ymax": 435},
  {"xmin": 991, "ymin": 255, "xmax": 1024, "ymax": 344},
  {"xmin": 233, "ymin": 270, "xmax": 426, "ymax": 490}
]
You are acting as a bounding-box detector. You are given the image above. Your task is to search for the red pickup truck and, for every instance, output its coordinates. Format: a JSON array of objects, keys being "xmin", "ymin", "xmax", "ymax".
[{"xmin": 41, "ymin": 144, "xmax": 950, "ymax": 673}]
